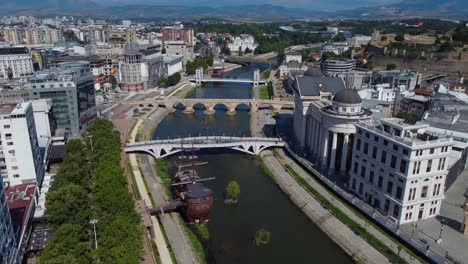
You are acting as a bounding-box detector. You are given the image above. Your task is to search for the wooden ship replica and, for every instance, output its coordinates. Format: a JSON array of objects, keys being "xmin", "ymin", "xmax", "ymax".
[{"xmin": 148, "ymin": 145, "xmax": 215, "ymax": 224}]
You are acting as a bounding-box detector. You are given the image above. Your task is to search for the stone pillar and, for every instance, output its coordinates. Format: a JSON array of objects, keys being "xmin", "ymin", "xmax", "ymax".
[
  {"xmin": 329, "ymin": 132, "xmax": 338, "ymax": 171},
  {"xmin": 183, "ymin": 105, "xmax": 195, "ymax": 114},
  {"xmin": 204, "ymin": 104, "xmax": 216, "ymax": 115},
  {"xmin": 313, "ymin": 121, "xmax": 320, "ymax": 158},
  {"xmin": 226, "ymin": 105, "xmax": 237, "ymax": 115},
  {"xmin": 250, "ymin": 102, "xmax": 258, "ymax": 113},
  {"xmin": 321, "ymin": 129, "xmax": 329, "ymax": 168},
  {"xmin": 340, "ymin": 133, "xmax": 349, "ymax": 174},
  {"xmin": 315, "ymin": 124, "xmax": 322, "ymax": 160},
  {"xmin": 309, "ymin": 119, "xmax": 317, "ymax": 154}
]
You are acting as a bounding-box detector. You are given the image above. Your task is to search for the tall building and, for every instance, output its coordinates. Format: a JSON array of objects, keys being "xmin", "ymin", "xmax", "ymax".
[
  {"xmin": 162, "ymin": 24, "xmax": 195, "ymax": 47},
  {"xmin": 28, "ymin": 61, "xmax": 96, "ymax": 137},
  {"xmin": 0, "ymin": 47, "xmax": 34, "ymax": 80},
  {"xmin": 321, "ymin": 58, "xmax": 356, "ymax": 75},
  {"xmin": 119, "ymin": 43, "xmax": 164, "ymax": 92},
  {"xmin": 349, "ymin": 118, "xmax": 453, "ymax": 224},
  {"xmin": 0, "ymin": 178, "xmax": 16, "ymax": 264},
  {"xmin": 163, "ymin": 41, "xmax": 194, "ymax": 67},
  {"xmin": 292, "ymin": 75, "xmax": 373, "ymax": 173},
  {"xmin": 0, "ymin": 102, "xmax": 43, "ymax": 186}
]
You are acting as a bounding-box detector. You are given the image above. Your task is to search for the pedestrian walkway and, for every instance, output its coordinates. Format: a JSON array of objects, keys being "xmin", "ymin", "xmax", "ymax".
[
  {"xmin": 263, "ymin": 149, "xmax": 424, "ymax": 264},
  {"xmin": 128, "ymin": 120, "xmax": 173, "ymax": 264}
]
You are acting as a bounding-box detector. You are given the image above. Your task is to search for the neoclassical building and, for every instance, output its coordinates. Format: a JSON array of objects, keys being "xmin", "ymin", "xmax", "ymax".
[{"xmin": 293, "ymin": 75, "xmax": 373, "ymax": 174}]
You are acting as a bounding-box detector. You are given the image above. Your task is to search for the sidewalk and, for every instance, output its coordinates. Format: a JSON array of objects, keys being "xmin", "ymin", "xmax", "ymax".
[{"xmin": 128, "ymin": 120, "xmax": 173, "ymax": 264}]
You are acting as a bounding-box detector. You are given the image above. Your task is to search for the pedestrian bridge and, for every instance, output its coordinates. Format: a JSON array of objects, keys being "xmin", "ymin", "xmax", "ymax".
[
  {"xmin": 124, "ymin": 136, "xmax": 285, "ymax": 159},
  {"xmin": 188, "ymin": 77, "xmax": 268, "ymax": 85}
]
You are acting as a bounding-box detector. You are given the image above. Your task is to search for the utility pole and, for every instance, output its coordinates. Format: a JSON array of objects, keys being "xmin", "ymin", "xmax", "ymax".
[{"xmin": 90, "ymin": 218, "xmax": 99, "ymax": 263}]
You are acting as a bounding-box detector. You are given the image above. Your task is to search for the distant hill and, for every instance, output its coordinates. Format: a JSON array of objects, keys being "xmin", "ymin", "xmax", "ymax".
[
  {"xmin": 0, "ymin": 0, "xmax": 466, "ymax": 19},
  {"xmin": 0, "ymin": 0, "xmax": 99, "ymax": 11}
]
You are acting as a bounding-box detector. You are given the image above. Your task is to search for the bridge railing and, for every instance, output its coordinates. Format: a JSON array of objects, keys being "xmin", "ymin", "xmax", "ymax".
[{"xmin": 125, "ymin": 136, "xmax": 284, "ymax": 147}]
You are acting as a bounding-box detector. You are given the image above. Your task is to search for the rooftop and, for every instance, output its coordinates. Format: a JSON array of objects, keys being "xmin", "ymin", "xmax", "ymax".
[
  {"xmin": 0, "ymin": 46, "xmax": 29, "ymax": 55},
  {"xmin": 294, "ymin": 76, "xmax": 345, "ymax": 97},
  {"xmin": 6, "ymin": 183, "xmax": 37, "ymax": 237}
]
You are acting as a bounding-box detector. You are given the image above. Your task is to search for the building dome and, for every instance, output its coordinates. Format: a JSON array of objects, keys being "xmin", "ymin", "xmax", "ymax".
[{"xmin": 333, "ymin": 89, "xmax": 362, "ymax": 105}]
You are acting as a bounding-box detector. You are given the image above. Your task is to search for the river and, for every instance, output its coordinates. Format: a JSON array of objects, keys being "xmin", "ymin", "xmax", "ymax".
[{"xmin": 153, "ymin": 66, "xmax": 351, "ymax": 264}]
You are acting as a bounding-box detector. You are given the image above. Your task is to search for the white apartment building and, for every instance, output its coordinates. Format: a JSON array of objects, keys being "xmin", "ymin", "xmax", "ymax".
[
  {"xmin": 349, "ymin": 35, "xmax": 372, "ymax": 48},
  {"xmin": 31, "ymin": 99, "xmax": 55, "ymax": 148},
  {"xmin": 0, "ymin": 47, "xmax": 34, "ymax": 80},
  {"xmin": 285, "ymin": 51, "xmax": 302, "ymax": 63},
  {"xmin": 227, "ymin": 34, "xmax": 258, "ymax": 53},
  {"xmin": 349, "ymin": 118, "xmax": 453, "ymax": 224},
  {"xmin": 0, "ymin": 102, "xmax": 43, "ymax": 186}
]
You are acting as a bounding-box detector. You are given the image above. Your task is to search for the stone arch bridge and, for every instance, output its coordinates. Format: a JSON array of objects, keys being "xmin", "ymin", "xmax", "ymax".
[
  {"xmin": 124, "ymin": 136, "xmax": 285, "ymax": 159},
  {"xmin": 126, "ymin": 98, "xmax": 294, "ymax": 115}
]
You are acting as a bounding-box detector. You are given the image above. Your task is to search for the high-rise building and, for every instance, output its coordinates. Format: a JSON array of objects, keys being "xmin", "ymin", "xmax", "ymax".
[
  {"xmin": 349, "ymin": 118, "xmax": 453, "ymax": 224},
  {"xmin": 0, "ymin": 47, "xmax": 34, "ymax": 80},
  {"xmin": 28, "ymin": 61, "xmax": 96, "ymax": 137},
  {"xmin": 0, "ymin": 102, "xmax": 43, "ymax": 187},
  {"xmin": 0, "ymin": 178, "xmax": 16, "ymax": 264}
]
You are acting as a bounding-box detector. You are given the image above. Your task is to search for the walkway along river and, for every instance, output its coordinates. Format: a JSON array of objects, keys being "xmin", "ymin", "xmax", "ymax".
[{"xmin": 151, "ymin": 66, "xmax": 351, "ymax": 263}]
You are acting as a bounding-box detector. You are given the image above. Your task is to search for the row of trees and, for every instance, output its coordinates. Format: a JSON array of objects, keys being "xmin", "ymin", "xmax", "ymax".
[
  {"xmin": 186, "ymin": 55, "xmax": 214, "ymax": 75},
  {"xmin": 41, "ymin": 119, "xmax": 142, "ymax": 263},
  {"xmin": 159, "ymin": 72, "xmax": 181, "ymax": 88}
]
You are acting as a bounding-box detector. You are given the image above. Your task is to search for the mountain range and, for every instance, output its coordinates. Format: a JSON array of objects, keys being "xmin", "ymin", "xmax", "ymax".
[{"xmin": 0, "ymin": 0, "xmax": 466, "ymax": 19}]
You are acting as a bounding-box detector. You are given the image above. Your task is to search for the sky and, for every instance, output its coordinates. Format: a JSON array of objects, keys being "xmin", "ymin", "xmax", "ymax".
[{"xmin": 102, "ymin": 0, "xmax": 402, "ymax": 11}]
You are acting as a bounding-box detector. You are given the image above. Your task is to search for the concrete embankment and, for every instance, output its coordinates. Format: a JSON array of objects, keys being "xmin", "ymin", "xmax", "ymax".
[{"xmin": 260, "ymin": 150, "xmax": 390, "ymax": 264}]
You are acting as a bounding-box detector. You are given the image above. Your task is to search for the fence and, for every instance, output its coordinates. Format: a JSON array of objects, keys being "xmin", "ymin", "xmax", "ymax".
[{"xmin": 282, "ymin": 143, "xmax": 464, "ymax": 264}]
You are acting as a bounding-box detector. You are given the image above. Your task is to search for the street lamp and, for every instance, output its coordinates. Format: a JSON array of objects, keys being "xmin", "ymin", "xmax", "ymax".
[
  {"xmin": 90, "ymin": 219, "xmax": 99, "ymax": 250},
  {"xmin": 437, "ymin": 218, "xmax": 446, "ymax": 244}
]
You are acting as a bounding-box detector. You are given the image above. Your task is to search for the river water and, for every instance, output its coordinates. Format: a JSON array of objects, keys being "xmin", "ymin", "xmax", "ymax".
[{"xmin": 153, "ymin": 66, "xmax": 351, "ymax": 264}]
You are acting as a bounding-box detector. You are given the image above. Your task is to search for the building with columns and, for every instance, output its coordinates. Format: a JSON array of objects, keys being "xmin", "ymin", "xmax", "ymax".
[
  {"xmin": 349, "ymin": 118, "xmax": 453, "ymax": 224},
  {"xmin": 293, "ymin": 75, "xmax": 373, "ymax": 174}
]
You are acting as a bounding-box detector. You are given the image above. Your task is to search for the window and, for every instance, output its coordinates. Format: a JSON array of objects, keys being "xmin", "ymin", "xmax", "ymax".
[
  {"xmin": 369, "ymin": 170, "xmax": 374, "ymax": 184},
  {"xmin": 363, "ymin": 142, "xmax": 368, "ymax": 155},
  {"xmin": 7, "ymin": 142, "xmax": 13, "ymax": 146},
  {"xmin": 360, "ymin": 166, "xmax": 366, "ymax": 178},
  {"xmin": 365, "ymin": 132, "xmax": 370, "ymax": 138},
  {"xmin": 11, "ymin": 166, "xmax": 18, "ymax": 170},
  {"xmin": 393, "ymin": 205, "xmax": 400, "ymax": 218},
  {"xmin": 378, "ymin": 176, "xmax": 383, "ymax": 189},
  {"xmin": 390, "ymin": 155, "xmax": 397, "ymax": 169},
  {"xmin": 3, "ymin": 125, "xmax": 10, "ymax": 129},
  {"xmin": 396, "ymin": 186, "xmax": 403, "ymax": 200},
  {"xmin": 383, "ymin": 140, "xmax": 388, "ymax": 146},
  {"xmin": 403, "ymin": 148, "xmax": 409, "ymax": 155},
  {"xmin": 405, "ymin": 212, "xmax": 413, "ymax": 221},
  {"xmin": 393, "ymin": 144, "xmax": 399, "ymax": 152},
  {"xmin": 353, "ymin": 162, "xmax": 358, "ymax": 174},
  {"xmin": 359, "ymin": 182, "xmax": 363, "ymax": 195},
  {"xmin": 372, "ymin": 146, "xmax": 377, "ymax": 159},
  {"xmin": 426, "ymin": 160, "xmax": 432, "ymax": 173},
  {"xmin": 399, "ymin": 160, "xmax": 407, "ymax": 174},
  {"xmin": 384, "ymin": 199, "xmax": 390, "ymax": 212},
  {"xmin": 430, "ymin": 148, "xmax": 435, "ymax": 154},
  {"xmin": 415, "ymin": 149, "xmax": 423, "ymax": 156},
  {"xmin": 421, "ymin": 186, "xmax": 428, "ymax": 198},
  {"xmin": 386, "ymin": 181, "xmax": 393, "ymax": 194},
  {"xmin": 412, "ymin": 161, "xmax": 421, "ymax": 175},
  {"xmin": 438, "ymin": 158, "xmax": 446, "ymax": 171},
  {"xmin": 352, "ymin": 178, "xmax": 356, "ymax": 190},
  {"xmin": 356, "ymin": 139, "xmax": 361, "ymax": 151},
  {"xmin": 13, "ymin": 174, "xmax": 19, "ymax": 178},
  {"xmin": 381, "ymin": 151, "xmax": 387, "ymax": 164},
  {"xmin": 433, "ymin": 183, "xmax": 441, "ymax": 196}
]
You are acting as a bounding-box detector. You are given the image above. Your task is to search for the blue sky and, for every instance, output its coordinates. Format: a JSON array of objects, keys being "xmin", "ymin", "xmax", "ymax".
[{"xmin": 102, "ymin": 0, "xmax": 402, "ymax": 10}]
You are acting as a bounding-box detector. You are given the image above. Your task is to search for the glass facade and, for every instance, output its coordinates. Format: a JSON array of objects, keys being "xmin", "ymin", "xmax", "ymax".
[{"xmin": 0, "ymin": 178, "xmax": 16, "ymax": 264}]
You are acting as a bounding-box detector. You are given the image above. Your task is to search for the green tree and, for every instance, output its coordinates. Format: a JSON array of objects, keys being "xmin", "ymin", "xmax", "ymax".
[
  {"xmin": 395, "ymin": 34, "xmax": 405, "ymax": 42},
  {"xmin": 255, "ymin": 229, "xmax": 271, "ymax": 246},
  {"xmin": 45, "ymin": 184, "xmax": 90, "ymax": 228},
  {"xmin": 238, "ymin": 46, "xmax": 244, "ymax": 56},
  {"xmin": 225, "ymin": 180, "xmax": 240, "ymax": 202},
  {"xmin": 245, "ymin": 47, "xmax": 251, "ymax": 54},
  {"xmin": 161, "ymin": 47, "xmax": 166, "ymax": 54},
  {"xmin": 386, "ymin": 63, "xmax": 397, "ymax": 71}
]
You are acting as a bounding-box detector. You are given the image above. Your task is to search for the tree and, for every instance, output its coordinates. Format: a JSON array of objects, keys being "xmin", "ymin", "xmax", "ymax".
[
  {"xmin": 221, "ymin": 46, "xmax": 231, "ymax": 56},
  {"xmin": 45, "ymin": 184, "xmax": 90, "ymax": 228},
  {"xmin": 255, "ymin": 229, "xmax": 271, "ymax": 246},
  {"xmin": 333, "ymin": 32, "xmax": 346, "ymax": 42},
  {"xmin": 395, "ymin": 34, "xmax": 405, "ymax": 42},
  {"xmin": 386, "ymin": 63, "xmax": 397, "ymax": 71},
  {"xmin": 238, "ymin": 46, "xmax": 244, "ymax": 56},
  {"xmin": 225, "ymin": 180, "xmax": 240, "ymax": 203},
  {"xmin": 245, "ymin": 47, "xmax": 251, "ymax": 54},
  {"xmin": 161, "ymin": 47, "xmax": 166, "ymax": 54}
]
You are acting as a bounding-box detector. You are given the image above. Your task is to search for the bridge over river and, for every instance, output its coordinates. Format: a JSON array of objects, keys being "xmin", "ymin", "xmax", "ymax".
[
  {"xmin": 124, "ymin": 136, "xmax": 285, "ymax": 159},
  {"xmin": 123, "ymin": 98, "xmax": 294, "ymax": 114}
]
